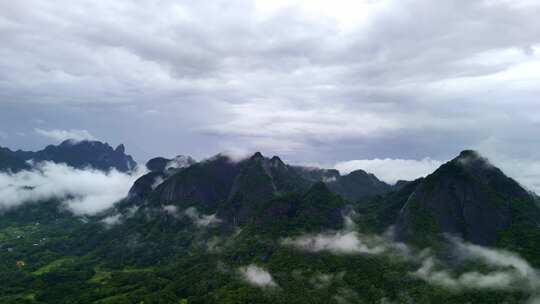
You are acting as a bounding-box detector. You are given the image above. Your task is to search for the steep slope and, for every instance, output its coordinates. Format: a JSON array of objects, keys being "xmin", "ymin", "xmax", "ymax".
[
  {"xmin": 355, "ymin": 178, "xmax": 424, "ymax": 233},
  {"xmin": 245, "ymin": 182, "xmax": 346, "ymax": 237},
  {"xmin": 218, "ymin": 153, "xmax": 312, "ymax": 225},
  {"xmin": 0, "ymin": 147, "xmax": 30, "ymax": 172},
  {"xmin": 127, "ymin": 155, "xmax": 197, "ymax": 203},
  {"xmin": 395, "ymin": 150, "xmax": 540, "ymax": 247},
  {"xmin": 134, "ymin": 152, "xmax": 312, "ymax": 224},
  {"xmin": 125, "ymin": 151, "xmax": 392, "ymax": 227},
  {"xmin": 294, "ymin": 181, "xmax": 346, "ymax": 231},
  {"xmin": 293, "ymin": 166, "xmax": 392, "ymax": 202},
  {"xmin": 146, "ymin": 155, "xmax": 196, "ymax": 173},
  {"xmin": 0, "ymin": 140, "xmax": 137, "ymax": 172},
  {"xmin": 327, "ymin": 169, "xmax": 392, "ymax": 201},
  {"xmin": 293, "ymin": 166, "xmax": 340, "ymax": 183},
  {"xmin": 150, "ymin": 154, "xmax": 242, "ymax": 211}
]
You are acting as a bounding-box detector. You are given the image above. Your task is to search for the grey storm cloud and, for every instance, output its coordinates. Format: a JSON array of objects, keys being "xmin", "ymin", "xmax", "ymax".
[{"xmin": 1, "ymin": 0, "xmax": 540, "ymax": 188}]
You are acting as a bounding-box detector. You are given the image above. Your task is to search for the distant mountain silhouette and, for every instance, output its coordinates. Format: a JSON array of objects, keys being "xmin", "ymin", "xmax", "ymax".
[{"xmin": 0, "ymin": 140, "xmax": 137, "ymax": 172}]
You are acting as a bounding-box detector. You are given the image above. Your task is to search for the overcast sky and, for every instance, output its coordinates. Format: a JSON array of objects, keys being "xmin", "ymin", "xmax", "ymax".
[{"xmin": 1, "ymin": 0, "xmax": 540, "ymax": 188}]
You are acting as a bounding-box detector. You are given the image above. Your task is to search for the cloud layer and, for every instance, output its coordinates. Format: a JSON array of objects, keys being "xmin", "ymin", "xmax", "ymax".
[
  {"xmin": 283, "ymin": 214, "xmax": 408, "ymax": 255},
  {"xmin": 0, "ymin": 161, "xmax": 143, "ymax": 215},
  {"xmin": 413, "ymin": 237, "xmax": 540, "ymax": 301},
  {"xmin": 1, "ymin": 0, "xmax": 540, "ymax": 172},
  {"xmin": 184, "ymin": 207, "xmax": 222, "ymax": 227},
  {"xmin": 161, "ymin": 205, "xmax": 222, "ymax": 227},
  {"xmin": 284, "ymin": 214, "xmax": 540, "ymax": 301},
  {"xmin": 283, "ymin": 230, "xmax": 395, "ymax": 255}
]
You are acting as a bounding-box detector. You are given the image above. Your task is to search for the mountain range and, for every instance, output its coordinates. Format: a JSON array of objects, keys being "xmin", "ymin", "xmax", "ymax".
[
  {"xmin": 0, "ymin": 140, "xmax": 136, "ymax": 172},
  {"xmin": 1, "ymin": 140, "xmax": 539, "ymax": 303}
]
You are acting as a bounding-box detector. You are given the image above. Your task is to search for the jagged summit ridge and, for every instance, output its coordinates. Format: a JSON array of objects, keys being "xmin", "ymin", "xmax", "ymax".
[
  {"xmin": 125, "ymin": 151, "xmax": 393, "ymax": 227},
  {"xmin": 0, "ymin": 139, "xmax": 137, "ymax": 172}
]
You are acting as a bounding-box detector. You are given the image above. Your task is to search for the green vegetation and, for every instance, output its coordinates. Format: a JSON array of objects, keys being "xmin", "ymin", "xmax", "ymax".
[
  {"xmin": 2, "ymin": 151, "xmax": 540, "ymax": 303},
  {"xmin": 32, "ymin": 257, "xmax": 76, "ymax": 275},
  {"xmin": 0, "ymin": 193, "xmax": 535, "ymax": 304}
]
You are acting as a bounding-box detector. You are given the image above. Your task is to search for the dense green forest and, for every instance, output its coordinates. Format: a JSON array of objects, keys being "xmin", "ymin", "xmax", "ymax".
[
  {"xmin": 0, "ymin": 196, "xmax": 537, "ymax": 303},
  {"xmin": 1, "ymin": 148, "xmax": 540, "ymax": 303}
]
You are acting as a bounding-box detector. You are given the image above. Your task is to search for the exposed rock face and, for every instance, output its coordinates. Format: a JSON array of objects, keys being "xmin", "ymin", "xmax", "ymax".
[
  {"xmin": 125, "ymin": 152, "xmax": 388, "ymax": 229},
  {"xmin": 127, "ymin": 171, "xmax": 166, "ymax": 202},
  {"xmin": 128, "ymin": 155, "xmax": 197, "ymax": 204},
  {"xmin": 145, "ymin": 155, "xmax": 196, "ymax": 173},
  {"xmin": 152, "ymin": 154, "xmax": 241, "ymax": 211},
  {"xmin": 395, "ymin": 150, "xmax": 536, "ymax": 246},
  {"xmin": 140, "ymin": 152, "xmax": 310, "ymax": 219},
  {"xmin": 0, "ymin": 140, "xmax": 137, "ymax": 172},
  {"xmin": 372, "ymin": 178, "xmax": 425, "ymax": 230},
  {"xmin": 219, "ymin": 153, "xmax": 311, "ymax": 225}
]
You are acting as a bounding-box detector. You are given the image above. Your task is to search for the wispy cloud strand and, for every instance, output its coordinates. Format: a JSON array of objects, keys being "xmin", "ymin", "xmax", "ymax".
[{"xmin": 35, "ymin": 128, "xmax": 97, "ymax": 143}]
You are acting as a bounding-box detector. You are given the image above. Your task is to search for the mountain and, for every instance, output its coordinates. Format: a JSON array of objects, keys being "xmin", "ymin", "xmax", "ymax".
[
  {"xmin": 0, "ymin": 140, "xmax": 137, "ymax": 172},
  {"xmin": 3, "ymin": 148, "xmax": 540, "ymax": 304},
  {"xmin": 355, "ymin": 177, "xmax": 425, "ymax": 233},
  {"xmin": 217, "ymin": 153, "xmax": 313, "ymax": 225},
  {"xmin": 0, "ymin": 147, "xmax": 31, "ymax": 172},
  {"xmin": 127, "ymin": 155, "xmax": 197, "ymax": 203},
  {"xmin": 126, "ymin": 152, "xmax": 390, "ymax": 225},
  {"xmin": 326, "ymin": 169, "xmax": 392, "ymax": 201},
  {"xmin": 293, "ymin": 166, "xmax": 392, "ymax": 201},
  {"xmin": 293, "ymin": 166, "xmax": 340, "ymax": 183},
  {"xmin": 146, "ymin": 155, "xmax": 196, "ymax": 173},
  {"xmin": 150, "ymin": 154, "xmax": 242, "ymax": 211},
  {"xmin": 394, "ymin": 150, "xmax": 540, "ymax": 248}
]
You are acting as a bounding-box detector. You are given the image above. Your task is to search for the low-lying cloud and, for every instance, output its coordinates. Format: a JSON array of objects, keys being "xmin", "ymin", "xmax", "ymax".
[
  {"xmin": 0, "ymin": 161, "xmax": 143, "ymax": 215},
  {"xmin": 161, "ymin": 205, "xmax": 222, "ymax": 227},
  {"xmin": 310, "ymin": 272, "xmax": 345, "ymax": 289},
  {"xmin": 101, "ymin": 214, "xmax": 122, "ymax": 226},
  {"xmin": 165, "ymin": 155, "xmax": 196, "ymax": 170},
  {"xmin": 413, "ymin": 237, "xmax": 540, "ymax": 301},
  {"xmin": 218, "ymin": 149, "xmax": 252, "ymax": 163},
  {"xmin": 239, "ymin": 264, "xmax": 278, "ymax": 288},
  {"xmin": 283, "ymin": 230, "xmax": 392, "ymax": 255},
  {"xmin": 283, "ymin": 214, "xmax": 540, "ymax": 301},
  {"xmin": 283, "ymin": 214, "xmax": 408, "ymax": 256},
  {"xmin": 184, "ymin": 207, "xmax": 222, "ymax": 227}
]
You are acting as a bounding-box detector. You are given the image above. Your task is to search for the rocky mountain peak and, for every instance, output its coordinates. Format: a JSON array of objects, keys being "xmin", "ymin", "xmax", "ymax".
[
  {"xmin": 394, "ymin": 150, "xmax": 535, "ymax": 246},
  {"xmin": 250, "ymin": 151, "xmax": 264, "ymax": 161},
  {"xmin": 115, "ymin": 144, "xmax": 126, "ymax": 154},
  {"xmin": 269, "ymin": 155, "xmax": 285, "ymax": 168},
  {"xmin": 453, "ymin": 149, "xmax": 492, "ymax": 168},
  {"xmin": 0, "ymin": 140, "xmax": 137, "ymax": 172}
]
